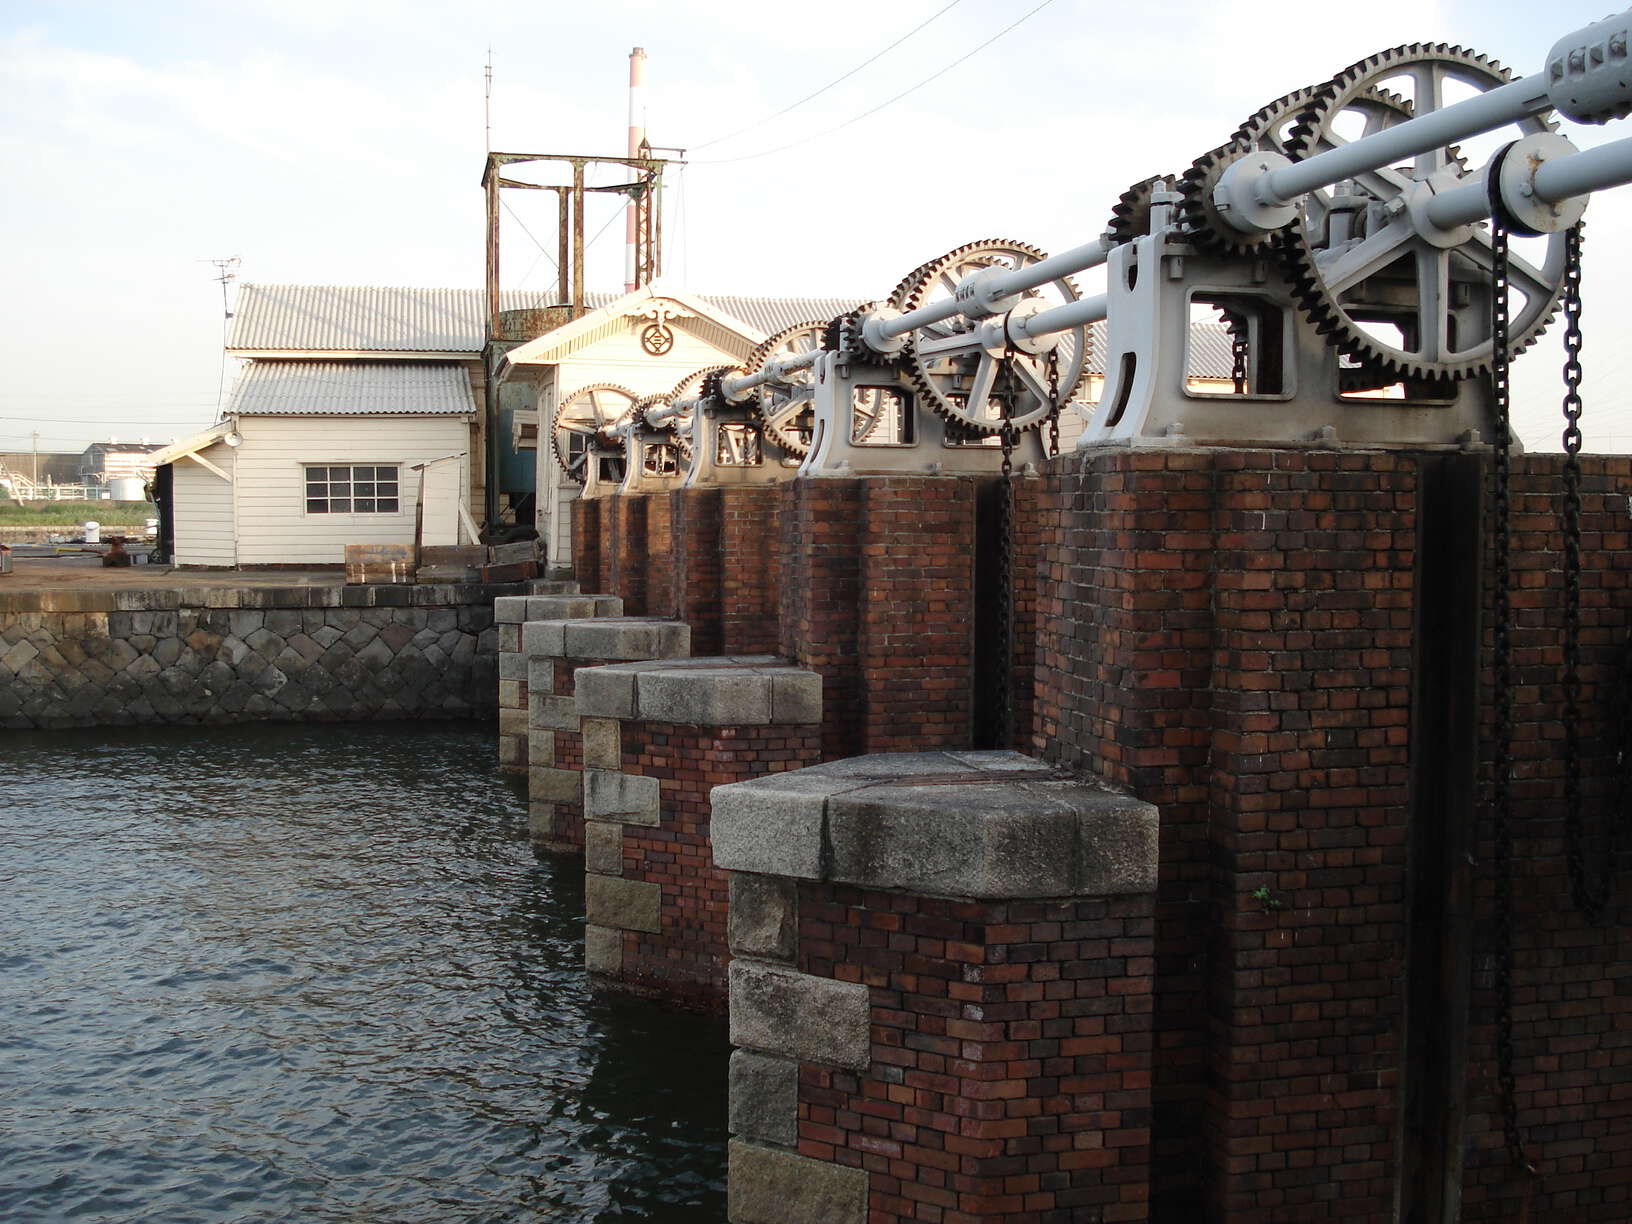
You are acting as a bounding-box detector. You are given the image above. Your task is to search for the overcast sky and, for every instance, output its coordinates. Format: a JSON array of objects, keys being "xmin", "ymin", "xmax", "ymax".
[{"xmin": 4, "ymin": 0, "xmax": 1631, "ymax": 455}]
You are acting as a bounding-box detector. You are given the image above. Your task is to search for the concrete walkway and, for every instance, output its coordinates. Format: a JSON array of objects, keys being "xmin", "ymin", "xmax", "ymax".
[{"xmin": 0, "ymin": 554, "xmax": 345, "ymax": 593}]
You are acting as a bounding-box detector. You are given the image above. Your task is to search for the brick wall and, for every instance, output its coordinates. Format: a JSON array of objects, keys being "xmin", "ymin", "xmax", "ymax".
[
  {"xmin": 571, "ymin": 497, "xmax": 601, "ymax": 591},
  {"xmin": 780, "ymin": 478, "xmax": 864, "ymax": 760},
  {"xmin": 779, "ymin": 475, "xmax": 982, "ymax": 760},
  {"xmin": 673, "ymin": 488, "xmax": 725, "ymax": 656},
  {"xmin": 858, "ymin": 478, "xmax": 977, "ymax": 752},
  {"xmin": 609, "ymin": 495, "xmax": 649, "ymax": 615},
  {"xmin": 613, "ymin": 721, "xmax": 821, "ymax": 1008},
  {"xmin": 645, "ymin": 493, "xmax": 676, "ymax": 620},
  {"xmin": 1034, "ymin": 446, "xmax": 1632, "ymax": 1221},
  {"xmin": 721, "ymin": 486, "xmax": 783, "ymax": 656},
  {"xmin": 1458, "ymin": 455, "xmax": 1632, "ymax": 1223},
  {"xmin": 796, "ymin": 886, "xmax": 1155, "ymax": 1223}
]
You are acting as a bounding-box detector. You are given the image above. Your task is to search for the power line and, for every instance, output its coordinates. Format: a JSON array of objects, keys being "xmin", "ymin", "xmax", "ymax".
[
  {"xmin": 690, "ymin": 0, "xmax": 964, "ymax": 152},
  {"xmin": 693, "ymin": 0, "xmax": 1059, "ymax": 167},
  {"xmin": 502, "ymin": 199, "xmax": 558, "ymax": 272},
  {"xmin": 2, "ymin": 414, "xmax": 216, "ymax": 424}
]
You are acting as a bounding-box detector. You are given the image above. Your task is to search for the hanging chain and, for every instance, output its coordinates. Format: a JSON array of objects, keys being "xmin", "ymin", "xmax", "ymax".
[
  {"xmin": 1489, "ymin": 217, "xmax": 1536, "ymax": 1179},
  {"xmin": 1228, "ymin": 313, "xmax": 1250, "ymax": 395},
  {"xmin": 1051, "ymin": 345, "xmax": 1064, "ymax": 460},
  {"xmin": 1559, "ymin": 224, "xmax": 1611, "ymax": 924},
  {"xmin": 994, "ymin": 338, "xmax": 1021, "ymax": 749}
]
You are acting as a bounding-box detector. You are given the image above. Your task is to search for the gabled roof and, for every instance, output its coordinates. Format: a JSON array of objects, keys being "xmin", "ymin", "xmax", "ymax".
[
  {"xmin": 225, "ymin": 361, "xmax": 476, "ymax": 417},
  {"xmin": 229, "ymin": 284, "xmax": 860, "ymax": 355}
]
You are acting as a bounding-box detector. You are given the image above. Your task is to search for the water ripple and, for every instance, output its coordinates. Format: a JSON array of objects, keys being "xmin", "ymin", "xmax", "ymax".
[{"xmin": 0, "ymin": 722, "xmax": 728, "ymax": 1223}]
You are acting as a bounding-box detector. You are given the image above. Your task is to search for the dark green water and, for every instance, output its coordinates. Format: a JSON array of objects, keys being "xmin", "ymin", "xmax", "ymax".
[{"xmin": 0, "ymin": 723, "xmax": 728, "ymax": 1222}]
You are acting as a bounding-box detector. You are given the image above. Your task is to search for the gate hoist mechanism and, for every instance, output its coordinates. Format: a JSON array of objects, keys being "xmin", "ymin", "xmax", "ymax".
[{"xmin": 551, "ymin": 12, "xmax": 1632, "ymax": 482}]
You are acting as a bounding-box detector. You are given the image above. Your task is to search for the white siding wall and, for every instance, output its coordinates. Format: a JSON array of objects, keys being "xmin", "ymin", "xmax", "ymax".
[
  {"xmin": 171, "ymin": 446, "xmax": 236, "ymax": 567},
  {"xmin": 533, "ymin": 322, "xmax": 754, "ymax": 571},
  {"xmin": 233, "ymin": 414, "xmax": 471, "ymax": 565}
]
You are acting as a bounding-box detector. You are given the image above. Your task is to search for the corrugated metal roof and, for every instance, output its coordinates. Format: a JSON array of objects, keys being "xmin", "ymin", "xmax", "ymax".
[
  {"xmin": 226, "ymin": 361, "xmax": 476, "ymax": 416},
  {"xmin": 580, "ymin": 292, "xmax": 860, "ymax": 340},
  {"xmin": 230, "ymin": 285, "xmax": 863, "ymax": 353},
  {"xmin": 1086, "ymin": 320, "xmax": 1237, "ymax": 379}
]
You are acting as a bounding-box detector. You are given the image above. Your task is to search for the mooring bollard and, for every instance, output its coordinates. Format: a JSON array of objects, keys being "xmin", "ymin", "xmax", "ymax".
[
  {"xmin": 575, "ymin": 655, "xmax": 822, "ymax": 1010},
  {"xmin": 711, "ymin": 750, "xmax": 1159, "ymax": 1224}
]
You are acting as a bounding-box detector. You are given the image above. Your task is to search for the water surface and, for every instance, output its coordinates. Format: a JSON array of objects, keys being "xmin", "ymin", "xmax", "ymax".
[{"xmin": 0, "ymin": 722, "xmax": 727, "ymax": 1222}]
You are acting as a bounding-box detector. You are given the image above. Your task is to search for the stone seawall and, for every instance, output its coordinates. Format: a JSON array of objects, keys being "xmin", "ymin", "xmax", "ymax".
[{"xmin": 0, "ymin": 581, "xmax": 553, "ymax": 729}]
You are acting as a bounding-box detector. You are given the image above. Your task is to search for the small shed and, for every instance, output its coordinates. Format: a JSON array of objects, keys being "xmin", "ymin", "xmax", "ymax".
[{"xmin": 151, "ymin": 363, "xmax": 476, "ymax": 568}]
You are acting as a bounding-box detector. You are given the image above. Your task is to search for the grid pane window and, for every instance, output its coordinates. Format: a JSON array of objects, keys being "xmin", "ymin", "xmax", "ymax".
[{"xmin": 304, "ymin": 464, "xmax": 399, "ymax": 514}]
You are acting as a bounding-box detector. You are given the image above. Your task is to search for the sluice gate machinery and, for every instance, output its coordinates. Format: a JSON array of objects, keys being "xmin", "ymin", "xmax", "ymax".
[{"xmin": 543, "ymin": 12, "xmax": 1632, "ymax": 487}]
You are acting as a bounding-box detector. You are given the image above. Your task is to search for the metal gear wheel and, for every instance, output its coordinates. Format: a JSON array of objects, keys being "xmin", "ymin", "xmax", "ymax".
[
  {"xmin": 885, "ymin": 259, "xmax": 944, "ymax": 311},
  {"xmin": 551, "ymin": 383, "xmax": 640, "ymax": 482},
  {"xmin": 1175, "ymin": 86, "xmax": 1331, "ymax": 255},
  {"xmin": 1279, "ymin": 43, "xmax": 1567, "ymax": 382},
  {"xmin": 901, "ymin": 239, "xmax": 1089, "ymax": 435},
  {"xmin": 748, "ymin": 319, "xmax": 828, "ymax": 458},
  {"xmin": 1107, "ymin": 176, "xmax": 1167, "ymax": 244},
  {"xmin": 628, "ymin": 392, "xmax": 687, "ymax": 471},
  {"xmin": 666, "ymin": 365, "xmax": 735, "ymax": 464}
]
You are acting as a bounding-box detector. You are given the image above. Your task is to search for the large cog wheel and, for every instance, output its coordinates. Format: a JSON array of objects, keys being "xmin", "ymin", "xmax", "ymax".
[
  {"xmin": 748, "ymin": 319, "xmax": 827, "ymax": 458},
  {"xmin": 1178, "ymin": 84, "xmax": 1336, "ymax": 255},
  {"xmin": 1107, "ymin": 175, "xmax": 1168, "ymax": 244},
  {"xmin": 1280, "ymin": 43, "xmax": 1566, "ymax": 382},
  {"xmin": 551, "ymin": 383, "xmax": 639, "ymax": 482},
  {"xmin": 667, "ymin": 365, "xmax": 735, "ymax": 465},
  {"xmin": 902, "ymin": 239, "xmax": 1089, "ymax": 435}
]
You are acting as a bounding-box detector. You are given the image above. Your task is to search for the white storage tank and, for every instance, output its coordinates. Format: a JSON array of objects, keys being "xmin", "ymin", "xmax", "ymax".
[{"xmin": 108, "ymin": 477, "xmax": 148, "ymax": 502}]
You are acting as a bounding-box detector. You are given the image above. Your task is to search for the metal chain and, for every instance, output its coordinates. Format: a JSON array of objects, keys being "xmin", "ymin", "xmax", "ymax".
[
  {"xmin": 1489, "ymin": 218, "xmax": 1535, "ymax": 1179},
  {"xmin": 1045, "ymin": 346, "xmax": 1062, "ymax": 458},
  {"xmin": 1229, "ymin": 314, "xmax": 1250, "ymax": 395},
  {"xmin": 1559, "ymin": 224, "xmax": 1610, "ymax": 924},
  {"xmin": 995, "ymin": 340, "xmax": 1019, "ymax": 749}
]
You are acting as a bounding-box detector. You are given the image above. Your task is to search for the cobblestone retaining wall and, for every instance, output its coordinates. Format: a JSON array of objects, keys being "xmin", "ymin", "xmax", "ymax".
[{"xmin": 0, "ymin": 581, "xmax": 553, "ymax": 729}]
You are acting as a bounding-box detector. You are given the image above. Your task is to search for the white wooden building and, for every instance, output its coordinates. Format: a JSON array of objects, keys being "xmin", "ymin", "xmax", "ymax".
[
  {"xmin": 152, "ymin": 283, "xmax": 853, "ymax": 568},
  {"xmin": 501, "ymin": 284, "xmax": 855, "ymax": 566},
  {"xmin": 151, "ymin": 363, "xmax": 474, "ymax": 567}
]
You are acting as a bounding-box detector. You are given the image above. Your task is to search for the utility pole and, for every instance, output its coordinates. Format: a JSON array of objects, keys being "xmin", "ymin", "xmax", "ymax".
[{"xmin": 31, "ymin": 431, "xmax": 38, "ymax": 482}]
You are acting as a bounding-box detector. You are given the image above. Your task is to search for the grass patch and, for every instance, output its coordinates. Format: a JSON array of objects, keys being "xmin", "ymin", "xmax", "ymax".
[{"xmin": 0, "ymin": 501, "xmax": 154, "ymax": 526}]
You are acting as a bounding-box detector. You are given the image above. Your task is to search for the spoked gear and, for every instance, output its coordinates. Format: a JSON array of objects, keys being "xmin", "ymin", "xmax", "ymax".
[
  {"xmin": 1177, "ymin": 85, "xmax": 1336, "ymax": 255},
  {"xmin": 885, "ymin": 258, "xmax": 944, "ymax": 311},
  {"xmin": 1107, "ymin": 176, "xmax": 1167, "ymax": 243},
  {"xmin": 631, "ymin": 391, "xmax": 692, "ymax": 467},
  {"xmin": 667, "ymin": 365, "xmax": 735, "ymax": 464},
  {"xmin": 1280, "ymin": 43, "xmax": 1566, "ymax": 382},
  {"xmin": 902, "ymin": 239, "xmax": 1089, "ymax": 435},
  {"xmin": 551, "ymin": 383, "xmax": 639, "ymax": 482},
  {"xmin": 824, "ymin": 303, "xmax": 887, "ymax": 366},
  {"xmin": 748, "ymin": 319, "xmax": 828, "ymax": 458}
]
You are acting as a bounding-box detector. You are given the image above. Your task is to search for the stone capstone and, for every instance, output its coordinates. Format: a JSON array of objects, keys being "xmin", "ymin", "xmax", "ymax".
[
  {"xmin": 574, "ymin": 656, "xmax": 821, "ymax": 728},
  {"xmin": 712, "ymin": 751, "xmax": 1159, "ymax": 900}
]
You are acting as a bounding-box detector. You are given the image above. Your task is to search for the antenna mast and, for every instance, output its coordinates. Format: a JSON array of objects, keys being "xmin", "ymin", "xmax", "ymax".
[{"xmin": 201, "ymin": 256, "xmax": 241, "ymax": 418}]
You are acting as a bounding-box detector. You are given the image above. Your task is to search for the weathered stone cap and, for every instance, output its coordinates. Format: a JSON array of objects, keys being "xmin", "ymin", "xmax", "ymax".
[
  {"xmin": 520, "ymin": 616, "xmax": 689, "ymax": 662},
  {"xmin": 493, "ymin": 591, "xmax": 616, "ymax": 624},
  {"xmin": 712, "ymin": 750, "xmax": 1158, "ymax": 900},
  {"xmin": 575, "ymin": 655, "xmax": 821, "ymax": 727}
]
